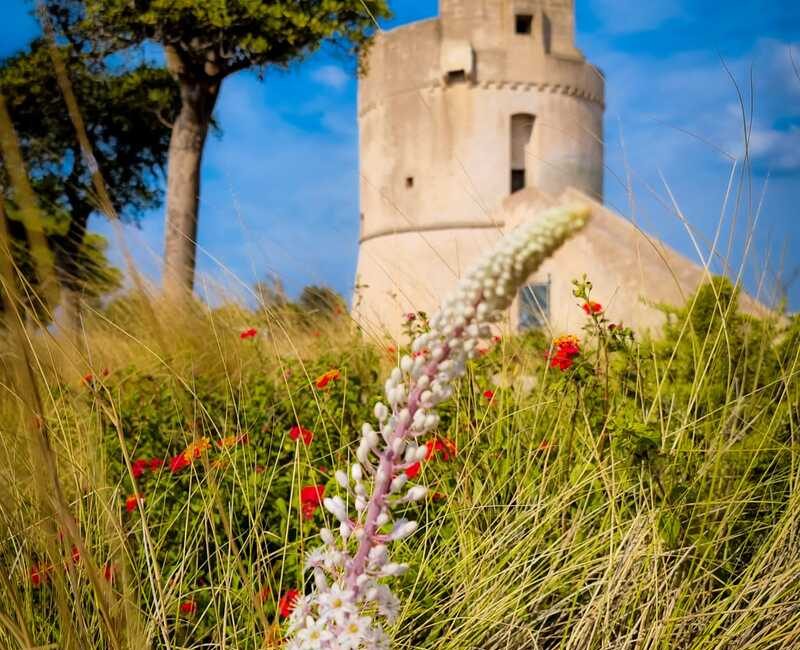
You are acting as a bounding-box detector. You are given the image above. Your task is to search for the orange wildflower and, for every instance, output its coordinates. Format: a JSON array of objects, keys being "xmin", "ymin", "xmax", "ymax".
[
  {"xmin": 314, "ymin": 369, "xmax": 341, "ymax": 389},
  {"xmin": 183, "ymin": 437, "xmax": 211, "ymax": 462}
]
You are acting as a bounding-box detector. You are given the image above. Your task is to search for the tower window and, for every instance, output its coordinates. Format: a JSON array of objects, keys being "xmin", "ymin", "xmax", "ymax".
[
  {"xmin": 446, "ymin": 69, "xmax": 467, "ymax": 84},
  {"xmin": 519, "ymin": 280, "xmax": 550, "ymax": 330},
  {"xmin": 510, "ymin": 113, "xmax": 535, "ymax": 195},
  {"xmin": 405, "ymin": 176, "xmax": 414, "ymax": 188},
  {"xmin": 515, "ymin": 14, "xmax": 533, "ymax": 34},
  {"xmin": 511, "ymin": 170, "xmax": 525, "ymax": 193}
]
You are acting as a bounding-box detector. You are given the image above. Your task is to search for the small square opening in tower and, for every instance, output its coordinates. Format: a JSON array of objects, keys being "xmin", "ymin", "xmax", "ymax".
[
  {"xmin": 515, "ymin": 14, "xmax": 533, "ymax": 34},
  {"xmin": 405, "ymin": 176, "xmax": 414, "ymax": 188},
  {"xmin": 446, "ymin": 69, "xmax": 467, "ymax": 84}
]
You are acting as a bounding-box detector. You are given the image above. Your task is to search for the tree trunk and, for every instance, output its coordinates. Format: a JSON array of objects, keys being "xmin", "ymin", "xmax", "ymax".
[{"xmin": 162, "ymin": 76, "xmax": 218, "ymax": 298}]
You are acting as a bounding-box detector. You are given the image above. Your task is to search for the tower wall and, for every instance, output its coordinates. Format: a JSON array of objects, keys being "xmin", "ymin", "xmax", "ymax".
[{"xmin": 354, "ymin": 0, "xmax": 604, "ymax": 337}]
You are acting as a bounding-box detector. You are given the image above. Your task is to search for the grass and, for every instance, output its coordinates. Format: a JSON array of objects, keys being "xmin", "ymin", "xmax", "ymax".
[{"xmin": 0, "ymin": 277, "xmax": 797, "ymax": 650}]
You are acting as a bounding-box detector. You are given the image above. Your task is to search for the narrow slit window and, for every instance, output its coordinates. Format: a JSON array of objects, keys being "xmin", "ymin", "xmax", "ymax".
[
  {"xmin": 515, "ymin": 14, "xmax": 533, "ymax": 34},
  {"xmin": 510, "ymin": 113, "xmax": 535, "ymax": 195}
]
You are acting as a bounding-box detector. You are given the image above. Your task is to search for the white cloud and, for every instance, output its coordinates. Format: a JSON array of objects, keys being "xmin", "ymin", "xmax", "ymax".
[{"xmin": 311, "ymin": 64, "xmax": 350, "ymax": 90}]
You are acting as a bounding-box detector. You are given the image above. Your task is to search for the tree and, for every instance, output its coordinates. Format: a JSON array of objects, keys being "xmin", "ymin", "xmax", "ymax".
[
  {"xmin": 0, "ymin": 37, "xmax": 179, "ymax": 324},
  {"xmin": 45, "ymin": 0, "xmax": 391, "ymax": 298}
]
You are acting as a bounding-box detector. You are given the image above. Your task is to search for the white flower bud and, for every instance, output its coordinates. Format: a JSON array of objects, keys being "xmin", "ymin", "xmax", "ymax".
[
  {"xmin": 389, "ymin": 519, "xmax": 418, "ymax": 540},
  {"xmin": 351, "ymin": 464, "xmax": 362, "ymax": 481},
  {"xmin": 324, "ymin": 496, "xmax": 348, "ymax": 523},
  {"xmin": 406, "ymin": 486, "xmax": 428, "ymax": 501},
  {"xmin": 374, "ymin": 402, "xmax": 388, "ymax": 421},
  {"xmin": 382, "ymin": 563, "xmax": 409, "ymax": 576},
  {"xmin": 390, "ymin": 473, "xmax": 408, "ymax": 493},
  {"xmin": 335, "ymin": 470, "xmax": 349, "ymax": 488}
]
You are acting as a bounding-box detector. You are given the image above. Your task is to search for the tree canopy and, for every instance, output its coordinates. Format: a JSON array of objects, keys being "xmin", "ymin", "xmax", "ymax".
[
  {"xmin": 0, "ymin": 36, "xmax": 179, "ymax": 319},
  {"xmin": 44, "ymin": 0, "xmax": 391, "ymax": 297}
]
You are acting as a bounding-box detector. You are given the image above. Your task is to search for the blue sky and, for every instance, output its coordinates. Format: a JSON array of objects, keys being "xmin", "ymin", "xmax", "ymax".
[{"xmin": 2, "ymin": 1, "xmax": 800, "ymax": 309}]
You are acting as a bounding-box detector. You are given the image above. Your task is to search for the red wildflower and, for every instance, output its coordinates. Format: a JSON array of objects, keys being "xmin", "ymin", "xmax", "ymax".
[
  {"xmin": 538, "ymin": 440, "xmax": 551, "ymax": 451},
  {"xmin": 425, "ymin": 437, "xmax": 457, "ymax": 461},
  {"xmin": 550, "ymin": 335, "xmax": 580, "ymax": 371},
  {"xmin": 82, "ymin": 373, "xmax": 93, "ymax": 384},
  {"xmin": 125, "ymin": 494, "xmax": 143, "ymax": 513},
  {"xmin": 582, "ymin": 300, "xmax": 603, "ymax": 315},
  {"xmin": 404, "ymin": 462, "xmax": 421, "ymax": 479},
  {"xmin": 70, "ymin": 545, "xmax": 80, "ymax": 564},
  {"xmin": 608, "ymin": 323, "xmax": 617, "ymax": 331},
  {"xmin": 483, "ymin": 389, "xmax": 495, "ymax": 401},
  {"xmin": 314, "ymin": 369, "xmax": 341, "ymax": 389},
  {"xmin": 404, "ymin": 312, "xmax": 416, "ymax": 322},
  {"xmin": 102, "ymin": 562, "xmax": 115, "ymax": 582},
  {"xmin": 278, "ymin": 589, "xmax": 299, "ymax": 618},
  {"xmin": 300, "ymin": 484, "xmax": 326, "ymax": 520},
  {"xmin": 240, "ymin": 327, "xmax": 258, "ymax": 340},
  {"xmin": 476, "ymin": 347, "xmax": 488, "ymax": 356},
  {"xmin": 101, "ymin": 368, "xmax": 110, "ymax": 377},
  {"xmin": 131, "ymin": 459, "xmax": 149, "ymax": 479},
  {"xmin": 255, "ymin": 465, "xmax": 266, "ymax": 474},
  {"xmin": 180, "ymin": 600, "xmax": 197, "ymax": 615},
  {"xmin": 170, "ymin": 453, "xmax": 190, "ymax": 473},
  {"xmin": 492, "ymin": 335, "xmax": 502, "ymax": 344},
  {"xmin": 30, "ymin": 564, "xmax": 48, "ymax": 587},
  {"xmin": 289, "ymin": 426, "xmax": 313, "ymax": 446},
  {"xmin": 149, "ymin": 457, "xmax": 164, "ymax": 472}
]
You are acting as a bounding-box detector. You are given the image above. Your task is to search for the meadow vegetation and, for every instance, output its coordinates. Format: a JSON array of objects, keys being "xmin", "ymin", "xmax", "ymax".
[{"xmin": 0, "ymin": 272, "xmax": 798, "ymax": 649}]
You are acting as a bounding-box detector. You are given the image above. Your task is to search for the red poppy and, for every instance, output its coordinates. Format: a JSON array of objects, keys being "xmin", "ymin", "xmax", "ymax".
[
  {"xmin": 483, "ymin": 389, "xmax": 495, "ymax": 401},
  {"xmin": 300, "ymin": 484, "xmax": 326, "ymax": 520},
  {"xmin": 314, "ymin": 369, "xmax": 341, "ymax": 389},
  {"xmin": 131, "ymin": 459, "xmax": 149, "ymax": 479},
  {"xmin": 30, "ymin": 564, "xmax": 48, "ymax": 587},
  {"xmin": 70, "ymin": 545, "xmax": 80, "ymax": 564},
  {"xmin": 278, "ymin": 589, "xmax": 299, "ymax": 618},
  {"xmin": 149, "ymin": 457, "xmax": 164, "ymax": 472},
  {"xmin": 180, "ymin": 600, "xmax": 197, "ymax": 614},
  {"xmin": 125, "ymin": 494, "xmax": 143, "ymax": 513},
  {"xmin": 476, "ymin": 347, "xmax": 488, "ymax": 356},
  {"xmin": 538, "ymin": 440, "xmax": 551, "ymax": 451},
  {"xmin": 240, "ymin": 327, "xmax": 258, "ymax": 340},
  {"xmin": 582, "ymin": 300, "xmax": 603, "ymax": 315},
  {"xmin": 425, "ymin": 437, "xmax": 457, "ymax": 462},
  {"xmin": 608, "ymin": 323, "xmax": 617, "ymax": 331},
  {"xmin": 169, "ymin": 453, "xmax": 190, "ymax": 474},
  {"xmin": 404, "ymin": 462, "xmax": 421, "ymax": 479},
  {"xmin": 82, "ymin": 373, "xmax": 93, "ymax": 384},
  {"xmin": 103, "ymin": 563, "xmax": 115, "ymax": 583},
  {"xmin": 492, "ymin": 335, "xmax": 502, "ymax": 344},
  {"xmin": 550, "ymin": 335, "xmax": 580, "ymax": 371},
  {"xmin": 405, "ymin": 312, "xmax": 416, "ymax": 322},
  {"xmin": 101, "ymin": 368, "xmax": 110, "ymax": 377},
  {"xmin": 289, "ymin": 426, "xmax": 313, "ymax": 446}
]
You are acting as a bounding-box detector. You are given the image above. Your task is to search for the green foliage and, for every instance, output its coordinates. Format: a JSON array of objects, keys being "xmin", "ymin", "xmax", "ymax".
[
  {"xmin": 0, "ymin": 37, "xmax": 178, "ymax": 313},
  {"xmin": 1, "ymin": 280, "xmax": 798, "ymax": 648},
  {"xmin": 48, "ymin": 0, "xmax": 392, "ymax": 76}
]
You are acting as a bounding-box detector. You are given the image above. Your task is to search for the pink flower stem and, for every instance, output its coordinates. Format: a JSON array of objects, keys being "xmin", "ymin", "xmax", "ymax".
[{"xmin": 345, "ymin": 349, "xmax": 450, "ymax": 594}]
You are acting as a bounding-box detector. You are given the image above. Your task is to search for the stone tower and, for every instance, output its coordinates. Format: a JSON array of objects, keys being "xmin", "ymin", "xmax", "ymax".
[{"xmin": 353, "ymin": 0, "xmax": 605, "ymax": 336}]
